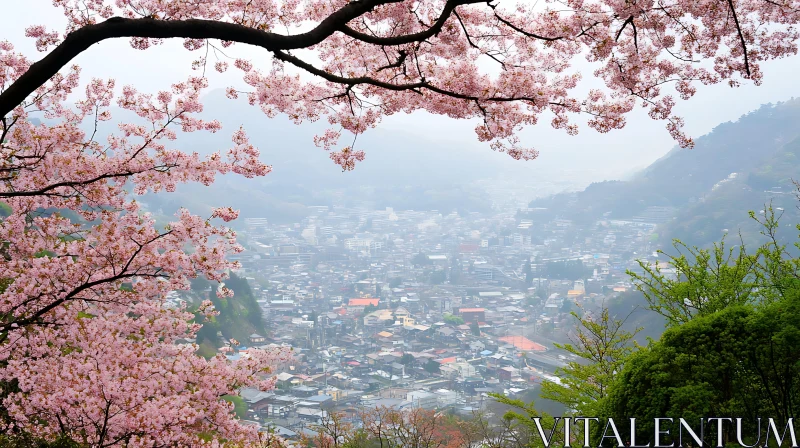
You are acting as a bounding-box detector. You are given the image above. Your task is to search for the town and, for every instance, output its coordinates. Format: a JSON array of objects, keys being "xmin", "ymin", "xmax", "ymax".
[{"xmin": 164, "ymin": 199, "xmax": 675, "ymax": 441}]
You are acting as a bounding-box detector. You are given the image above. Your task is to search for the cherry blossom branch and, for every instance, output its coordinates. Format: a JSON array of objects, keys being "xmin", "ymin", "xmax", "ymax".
[
  {"xmin": 0, "ymin": 0, "xmax": 407, "ymax": 118},
  {"xmin": 272, "ymin": 49, "xmax": 546, "ymax": 105},
  {"xmin": 728, "ymin": 0, "xmax": 752, "ymax": 76},
  {"xmin": 0, "ymin": 166, "xmax": 176, "ymax": 199},
  {"xmin": 339, "ymin": 0, "xmax": 485, "ymax": 45}
]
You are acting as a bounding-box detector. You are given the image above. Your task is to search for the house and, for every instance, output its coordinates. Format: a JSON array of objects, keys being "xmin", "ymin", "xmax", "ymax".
[
  {"xmin": 394, "ymin": 307, "xmax": 416, "ymax": 326},
  {"xmin": 458, "ymin": 308, "xmax": 486, "ymax": 324},
  {"xmin": 249, "ymin": 333, "xmax": 266, "ymax": 344},
  {"xmin": 498, "ymin": 366, "xmax": 520, "ymax": 381},
  {"xmin": 364, "ymin": 309, "xmax": 394, "ymax": 326},
  {"xmin": 394, "ymin": 307, "xmax": 411, "ymax": 320},
  {"xmin": 441, "ymin": 361, "xmax": 478, "ymax": 380},
  {"xmin": 406, "ymin": 390, "xmax": 439, "ymax": 409},
  {"xmin": 348, "ymin": 298, "xmax": 379, "ymax": 307}
]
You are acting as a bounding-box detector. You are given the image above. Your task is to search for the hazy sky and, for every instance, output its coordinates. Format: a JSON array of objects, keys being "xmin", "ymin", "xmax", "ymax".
[{"xmin": 4, "ymin": 0, "xmax": 800, "ymax": 182}]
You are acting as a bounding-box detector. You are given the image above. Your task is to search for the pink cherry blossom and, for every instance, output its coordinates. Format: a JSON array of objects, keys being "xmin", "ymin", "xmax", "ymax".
[{"xmin": 1, "ymin": 0, "xmax": 799, "ymax": 445}]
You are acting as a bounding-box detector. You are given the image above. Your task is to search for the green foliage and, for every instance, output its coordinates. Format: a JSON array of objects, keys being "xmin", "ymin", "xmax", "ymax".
[
  {"xmin": 630, "ymin": 205, "xmax": 800, "ymax": 328},
  {"xmin": 469, "ymin": 322, "xmax": 480, "ymax": 336},
  {"xmin": 195, "ymin": 273, "xmax": 266, "ymax": 346},
  {"xmin": 442, "ymin": 313, "xmax": 464, "ymax": 325},
  {"xmin": 604, "ymin": 290, "xmax": 666, "ymax": 342},
  {"xmin": 363, "ymin": 304, "xmax": 378, "ymax": 315},
  {"xmin": 602, "ymin": 295, "xmax": 800, "ymax": 446},
  {"xmin": 33, "ymin": 249, "xmax": 56, "ymax": 258},
  {"xmin": 629, "ymin": 236, "xmax": 760, "ymax": 327},
  {"xmin": 428, "ymin": 270, "xmax": 447, "ymax": 285},
  {"xmin": 0, "ymin": 202, "xmax": 11, "ymax": 218},
  {"xmin": 541, "ymin": 305, "xmax": 641, "ymax": 417},
  {"xmin": 489, "ymin": 393, "xmax": 567, "ymax": 447},
  {"xmin": 222, "ymin": 274, "xmax": 264, "ymax": 331},
  {"xmin": 423, "ymin": 359, "xmax": 440, "ymax": 374},
  {"xmin": 222, "ymin": 395, "xmax": 248, "ymax": 420},
  {"xmin": 597, "ymin": 202, "xmax": 800, "ymax": 446},
  {"xmin": 559, "ymin": 299, "xmax": 576, "ymax": 314},
  {"xmin": 195, "ymin": 340, "xmax": 217, "ymax": 359}
]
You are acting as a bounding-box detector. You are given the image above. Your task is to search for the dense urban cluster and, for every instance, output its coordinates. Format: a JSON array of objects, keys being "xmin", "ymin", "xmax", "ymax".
[{"xmin": 161, "ymin": 201, "xmax": 678, "ymax": 441}]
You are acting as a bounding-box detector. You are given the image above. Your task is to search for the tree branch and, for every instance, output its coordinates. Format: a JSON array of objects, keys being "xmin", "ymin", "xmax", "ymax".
[
  {"xmin": 727, "ymin": 0, "xmax": 751, "ymax": 76},
  {"xmin": 273, "ymin": 49, "xmax": 548, "ymax": 106},
  {"xmin": 0, "ymin": 0, "xmax": 404, "ymax": 118},
  {"xmin": 339, "ymin": 0, "xmax": 483, "ymax": 45}
]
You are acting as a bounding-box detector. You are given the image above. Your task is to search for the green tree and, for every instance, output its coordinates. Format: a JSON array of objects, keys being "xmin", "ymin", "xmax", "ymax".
[
  {"xmin": 601, "ymin": 298, "xmax": 800, "ymax": 446},
  {"xmin": 429, "ymin": 270, "xmax": 447, "ymax": 285},
  {"xmin": 541, "ymin": 304, "xmax": 641, "ymax": 417},
  {"xmin": 442, "ymin": 313, "xmax": 465, "ymax": 325},
  {"xmin": 412, "ymin": 252, "xmax": 431, "ymax": 267},
  {"xmin": 598, "ymin": 202, "xmax": 800, "ymax": 446},
  {"xmin": 195, "ymin": 339, "xmax": 218, "ymax": 359},
  {"xmin": 423, "ymin": 360, "xmax": 440, "ymax": 374},
  {"xmin": 363, "ymin": 304, "xmax": 378, "ymax": 315},
  {"xmin": 524, "ymin": 259, "xmax": 533, "ymax": 286},
  {"xmin": 629, "ymin": 237, "xmax": 760, "ymax": 327},
  {"xmin": 629, "ymin": 204, "xmax": 800, "ymax": 328},
  {"xmin": 488, "ymin": 394, "xmax": 567, "ymax": 448},
  {"xmin": 559, "ymin": 299, "xmax": 576, "ymax": 314},
  {"xmin": 0, "ymin": 435, "xmax": 82, "ymax": 448}
]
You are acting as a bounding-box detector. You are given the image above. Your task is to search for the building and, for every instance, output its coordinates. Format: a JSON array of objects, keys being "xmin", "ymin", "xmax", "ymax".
[
  {"xmin": 458, "ymin": 308, "xmax": 486, "ymax": 324},
  {"xmin": 348, "ymin": 298, "xmax": 379, "ymax": 307},
  {"xmin": 249, "ymin": 333, "xmax": 266, "ymax": 344}
]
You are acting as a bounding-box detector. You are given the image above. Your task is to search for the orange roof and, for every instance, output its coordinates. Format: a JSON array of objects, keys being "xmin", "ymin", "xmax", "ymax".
[
  {"xmin": 459, "ymin": 308, "xmax": 486, "ymax": 313},
  {"xmin": 499, "ymin": 336, "xmax": 547, "ymax": 352},
  {"xmin": 438, "ymin": 357, "xmax": 457, "ymax": 364},
  {"xmin": 348, "ymin": 298, "xmax": 379, "ymax": 307},
  {"xmin": 568, "ymin": 290, "xmax": 584, "ymax": 295}
]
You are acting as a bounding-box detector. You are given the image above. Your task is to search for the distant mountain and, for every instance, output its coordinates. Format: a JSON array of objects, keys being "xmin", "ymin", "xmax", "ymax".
[
  {"xmin": 529, "ymin": 99, "xmax": 800, "ymax": 248},
  {"xmin": 135, "ymin": 89, "xmax": 518, "ymax": 223}
]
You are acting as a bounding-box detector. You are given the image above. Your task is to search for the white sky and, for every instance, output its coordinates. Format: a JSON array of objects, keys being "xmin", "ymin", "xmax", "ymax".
[{"xmin": 3, "ymin": 0, "xmax": 800, "ymax": 182}]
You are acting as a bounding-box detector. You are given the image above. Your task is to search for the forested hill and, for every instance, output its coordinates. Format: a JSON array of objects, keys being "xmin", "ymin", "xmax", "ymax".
[
  {"xmin": 192, "ymin": 273, "xmax": 267, "ymax": 357},
  {"xmin": 529, "ymin": 99, "xmax": 800, "ymax": 248}
]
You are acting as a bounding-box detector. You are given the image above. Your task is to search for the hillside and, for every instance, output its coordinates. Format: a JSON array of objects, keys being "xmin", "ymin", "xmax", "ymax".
[
  {"xmin": 661, "ymin": 136, "xmax": 800, "ymax": 248},
  {"xmin": 530, "ymin": 99, "xmax": 800, "ymax": 248},
  {"xmin": 193, "ymin": 273, "xmax": 267, "ymax": 357}
]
